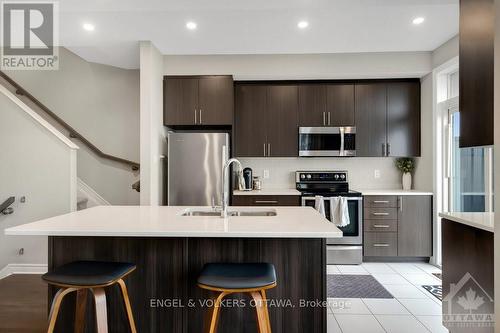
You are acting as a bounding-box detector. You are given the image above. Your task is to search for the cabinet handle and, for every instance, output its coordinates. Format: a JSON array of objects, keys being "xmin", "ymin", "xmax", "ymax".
[
  {"xmin": 373, "ymin": 224, "xmax": 390, "ymax": 228},
  {"xmin": 373, "ymin": 243, "xmax": 390, "ymax": 247},
  {"xmin": 323, "ymin": 112, "xmax": 326, "ymax": 126},
  {"xmin": 399, "ymin": 196, "xmax": 403, "ymax": 212},
  {"xmin": 263, "ymin": 143, "xmax": 266, "ymax": 157},
  {"xmin": 268, "ymin": 143, "xmax": 271, "ymax": 157},
  {"xmin": 199, "ymin": 109, "xmax": 202, "ymax": 124},
  {"xmin": 194, "ymin": 109, "xmax": 197, "ymax": 124},
  {"xmin": 328, "ymin": 112, "xmax": 331, "ymax": 125},
  {"xmin": 387, "ymin": 143, "xmax": 391, "ymax": 156},
  {"xmin": 382, "ymin": 143, "xmax": 386, "ymax": 156},
  {"xmin": 372, "ymin": 212, "xmax": 389, "ymax": 216},
  {"xmin": 373, "ymin": 200, "xmax": 389, "ymax": 204},
  {"xmin": 254, "ymin": 200, "xmax": 278, "ymax": 204}
]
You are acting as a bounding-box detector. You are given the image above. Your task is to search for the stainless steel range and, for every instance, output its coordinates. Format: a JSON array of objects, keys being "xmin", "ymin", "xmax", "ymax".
[{"xmin": 296, "ymin": 171, "xmax": 363, "ymax": 265}]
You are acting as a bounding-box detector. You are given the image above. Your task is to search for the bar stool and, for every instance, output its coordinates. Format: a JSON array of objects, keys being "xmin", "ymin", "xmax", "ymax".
[
  {"xmin": 42, "ymin": 260, "xmax": 137, "ymax": 333},
  {"xmin": 197, "ymin": 263, "xmax": 277, "ymax": 333}
]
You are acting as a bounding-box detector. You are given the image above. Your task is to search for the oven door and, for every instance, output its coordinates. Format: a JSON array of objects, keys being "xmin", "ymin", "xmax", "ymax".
[
  {"xmin": 299, "ymin": 127, "xmax": 356, "ymax": 157},
  {"xmin": 302, "ymin": 196, "xmax": 362, "ymax": 245}
]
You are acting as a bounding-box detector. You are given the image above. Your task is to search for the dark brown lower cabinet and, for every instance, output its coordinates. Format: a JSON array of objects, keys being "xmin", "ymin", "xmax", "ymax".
[
  {"xmin": 397, "ymin": 195, "xmax": 432, "ymax": 257},
  {"xmin": 363, "ymin": 195, "xmax": 432, "ymax": 259},
  {"xmin": 232, "ymin": 195, "xmax": 300, "ymax": 206},
  {"xmin": 442, "ymin": 219, "xmax": 494, "ymax": 332}
]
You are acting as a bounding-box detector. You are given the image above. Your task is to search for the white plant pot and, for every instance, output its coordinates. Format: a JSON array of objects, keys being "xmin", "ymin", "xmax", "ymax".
[{"xmin": 402, "ymin": 172, "xmax": 412, "ymax": 191}]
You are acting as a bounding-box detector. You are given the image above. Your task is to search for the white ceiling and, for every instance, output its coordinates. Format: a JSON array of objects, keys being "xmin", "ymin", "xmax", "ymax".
[{"xmin": 54, "ymin": 0, "xmax": 459, "ymax": 69}]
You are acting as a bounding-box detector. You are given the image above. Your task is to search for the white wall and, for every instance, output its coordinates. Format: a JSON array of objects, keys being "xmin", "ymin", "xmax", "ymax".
[
  {"xmin": 0, "ymin": 89, "xmax": 76, "ymax": 273},
  {"xmin": 140, "ymin": 41, "xmax": 166, "ymax": 205},
  {"xmin": 163, "ymin": 51, "xmax": 433, "ymax": 190},
  {"xmin": 4, "ymin": 47, "xmax": 140, "ymax": 205},
  {"xmin": 164, "ymin": 52, "xmax": 431, "ymax": 80},
  {"xmin": 431, "ymin": 35, "xmax": 459, "ymax": 69}
]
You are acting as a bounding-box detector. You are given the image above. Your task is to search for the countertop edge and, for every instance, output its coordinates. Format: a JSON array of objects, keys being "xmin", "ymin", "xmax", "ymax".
[
  {"xmin": 357, "ymin": 189, "xmax": 434, "ymax": 196},
  {"xmin": 439, "ymin": 212, "xmax": 494, "ymax": 233},
  {"xmin": 233, "ymin": 189, "xmax": 301, "ymax": 196},
  {"xmin": 4, "ymin": 230, "xmax": 342, "ymax": 238}
]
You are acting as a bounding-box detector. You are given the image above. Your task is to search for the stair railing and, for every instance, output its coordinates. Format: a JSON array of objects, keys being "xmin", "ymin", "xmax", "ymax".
[
  {"xmin": 0, "ymin": 197, "xmax": 15, "ymax": 215},
  {"xmin": 0, "ymin": 71, "xmax": 140, "ymax": 171}
]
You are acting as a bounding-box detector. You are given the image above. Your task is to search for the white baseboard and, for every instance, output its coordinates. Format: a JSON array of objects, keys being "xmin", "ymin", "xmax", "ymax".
[{"xmin": 0, "ymin": 263, "xmax": 48, "ymax": 280}]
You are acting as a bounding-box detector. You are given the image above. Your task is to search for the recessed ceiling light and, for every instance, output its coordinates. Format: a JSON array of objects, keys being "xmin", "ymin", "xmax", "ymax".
[
  {"xmin": 297, "ymin": 21, "xmax": 309, "ymax": 29},
  {"xmin": 186, "ymin": 21, "xmax": 197, "ymax": 30},
  {"xmin": 412, "ymin": 17, "xmax": 425, "ymax": 25},
  {"xmin": 82, "ymin": 23, "xmax": 95, "ymax": 31}
]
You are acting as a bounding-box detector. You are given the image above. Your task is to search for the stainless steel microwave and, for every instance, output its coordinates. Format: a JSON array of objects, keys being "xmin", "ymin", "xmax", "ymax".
[{"xmin": 298, "ymin": 127, "xmax": 356, "ymax": 157}]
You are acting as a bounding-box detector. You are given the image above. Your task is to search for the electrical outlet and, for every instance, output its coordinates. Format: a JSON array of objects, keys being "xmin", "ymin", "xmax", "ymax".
[
  {"xmin": 263, "ymin": 169, "xmax": 270, "ymax": 179},
  {"xmin": 374, "ymin": 170, "xmax": 381, "ymax": 179}
]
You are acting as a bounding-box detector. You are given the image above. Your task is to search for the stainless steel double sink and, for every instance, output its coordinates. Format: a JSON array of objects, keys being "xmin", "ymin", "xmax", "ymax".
[{"xmin": 181, "ymin": 208, "xmax": 277, "ymax": 217}]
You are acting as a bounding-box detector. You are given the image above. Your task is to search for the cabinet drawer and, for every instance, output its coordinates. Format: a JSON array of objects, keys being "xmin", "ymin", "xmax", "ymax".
[
  {"xmin": 364, "ymin": 207, "xmax": 397, "ymax": 220},
  {"xmin": 364, "ymin": 196, "xmax": 398, "ymax": 208},
  {"xmin": 364, "ymin": 233, "xmax": 398, "ymax": 257},
  {"xmin": 365, "ymin": 219, "xmax": 397, "ymax": 232},
  {"xmin": 232, "ymin": 195, "xmax": 300, "ymax": 206}
]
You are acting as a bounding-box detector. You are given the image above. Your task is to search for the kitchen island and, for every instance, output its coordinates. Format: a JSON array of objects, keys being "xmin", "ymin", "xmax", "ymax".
[{"xmin": 6, "ymin": 205, "xmax": 341, "ymax": 333}]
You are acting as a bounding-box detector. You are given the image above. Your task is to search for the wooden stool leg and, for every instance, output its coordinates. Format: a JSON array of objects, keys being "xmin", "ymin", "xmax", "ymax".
[
  {"xmin": 260, "ymin": 290, "xmax": 272, "ymax": 333},
  {"xmin": 47, "ymin": 287, "xmax": 77, "ymax": 333},
  {"xmin": 250, "ymin": 291, "xmax": 269, "ymax": 333},
  {"xmin": 74, "ymin": 289, "xmax": 88, "ymax": 333},
  {"xmin": 205, "ymin": 292, "xmax": 228, "ymax": 333},
  {"xmin": 91, "ymin": 288, "xmax": 108, "ymax": 333},
  {"xmin": 117, "ymin": 279, "xmax": 137, "ymax": 333}
]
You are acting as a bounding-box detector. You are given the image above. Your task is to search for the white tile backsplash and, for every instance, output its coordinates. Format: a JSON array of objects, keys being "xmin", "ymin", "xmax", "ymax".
[{"xmin": 238, "ymin": 157, "xmax": 404, "ymax": 190}]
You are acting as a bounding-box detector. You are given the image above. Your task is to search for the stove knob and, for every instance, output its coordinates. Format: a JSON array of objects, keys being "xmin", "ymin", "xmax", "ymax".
[
  {"xmin": 340, "ymin": 174, "xmax": 346, "ymax": 180},
  {"xmin": 334, "ymin": 174, "xmax": 339, "ymax": 180},
  {"xmin": 306, "ymin": 174, "xmax": 312, "ymax": 179},
  {"xmin": 300, "ymin": 174, "xmax": 306, "ymax": 179}
]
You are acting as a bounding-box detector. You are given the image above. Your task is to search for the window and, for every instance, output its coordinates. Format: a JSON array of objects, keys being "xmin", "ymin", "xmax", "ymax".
[{"xmin": 445, "ymin": 71, "xmax": 494, "ymax": 212}]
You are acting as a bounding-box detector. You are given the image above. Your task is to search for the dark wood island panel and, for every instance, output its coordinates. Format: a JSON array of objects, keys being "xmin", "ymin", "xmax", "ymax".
[{"xmin": 48, "ymin": 236, "xmax": 326, "ymax": 333}]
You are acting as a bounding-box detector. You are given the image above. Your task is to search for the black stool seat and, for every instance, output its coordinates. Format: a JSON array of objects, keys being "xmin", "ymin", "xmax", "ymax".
[
  {"xmin": 198, "ymin": 263, "xmax": 276, "ymax": 290},
  {"xmin": 42, "ymin": 261, "xmax": 136, "ymax": 287}
]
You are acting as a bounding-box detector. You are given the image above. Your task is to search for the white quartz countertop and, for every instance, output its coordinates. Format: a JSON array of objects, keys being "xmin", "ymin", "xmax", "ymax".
[
  {"xmin": 233, "ymin": 189, "xmax": 301, "ymax": 196},
  {"xmin": 357, "ymin": 189, "xmax": 434, "ymax": 196},
  {"xmin": 5, "ymin": 205, "xmax": 342, "ymax": 238},
  {"xmin": 439, "ymin": 212, "xmax": 494, "ymax": 233}
]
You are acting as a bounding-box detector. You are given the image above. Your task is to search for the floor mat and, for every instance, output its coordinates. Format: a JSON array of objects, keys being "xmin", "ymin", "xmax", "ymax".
[
  {"xmin": 327, "ymin": 274, "xmax": 393, "ymax": 298},
  {"xmin": 422, "ymin": 285, "xmax": 442, "ymax": 301}
]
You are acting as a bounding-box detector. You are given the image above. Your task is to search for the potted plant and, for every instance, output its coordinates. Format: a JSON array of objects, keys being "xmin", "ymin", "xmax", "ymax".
[{"xmin": 395, "ymin": 158, "xmax": 415, "ymax": 190}]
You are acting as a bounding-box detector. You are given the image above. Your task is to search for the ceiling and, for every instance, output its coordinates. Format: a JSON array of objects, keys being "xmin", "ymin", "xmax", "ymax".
[{"xmin": 53, "ymin": 0, "xmax": 459, "ymax": 69}]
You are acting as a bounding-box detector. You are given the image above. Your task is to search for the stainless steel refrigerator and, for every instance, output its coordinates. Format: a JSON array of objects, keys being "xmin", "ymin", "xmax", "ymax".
[{"xmin": 166, "ymin": 132, "xmax": 229, "ymax": 206}]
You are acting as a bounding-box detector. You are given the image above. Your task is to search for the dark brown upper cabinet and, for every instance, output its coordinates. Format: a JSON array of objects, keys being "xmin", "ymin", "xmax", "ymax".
[
  {"xmin": 387, "ymin": 82, "xmax": 421, "ymax": 157},
  {"xmin": 267, "ymin": 85, "xmax": 299, "ymax": 157},
  {"xmin": 235, "ymin": 84, "xmax": 298, "ymax": 157},
  {"xmin": 355, "ymin": 83, "xmax": 387, "ymax": 157},
  {"xmin": 355, "ymin": 81, "xmax": 421, "ymax": 157},
  {"xmin": 298, "ymin": 84, "xmax": 354, "ymax": 127},
  {"xmin": 326, "ymin": 84, "xmax": 355, "ymax": 126},
  {"xmin": 234, "ymin": 85, "xmax": 268, "ymax": 157},
  {"xmin": 164, "ymin": 75, "xmax": 234, "ymax": 126},
  {"xmin": 459, "ymin": 0, "xmax": 494, "ymax": 147},
  {"xmin": 298, "ymin": 85, "xmax": 327, "ymax": 126}
]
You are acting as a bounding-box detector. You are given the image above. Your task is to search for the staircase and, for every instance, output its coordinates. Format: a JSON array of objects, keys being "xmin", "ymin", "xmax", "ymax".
[{"xmin": 0, "ymin": 71, "xmax": 140, "ymax": 203}]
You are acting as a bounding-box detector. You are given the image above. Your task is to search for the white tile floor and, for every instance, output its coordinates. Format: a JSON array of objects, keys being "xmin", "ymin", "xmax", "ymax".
[{"xmin": 327, "ymin": 262, "xmax": 448, "ymax": 333}]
